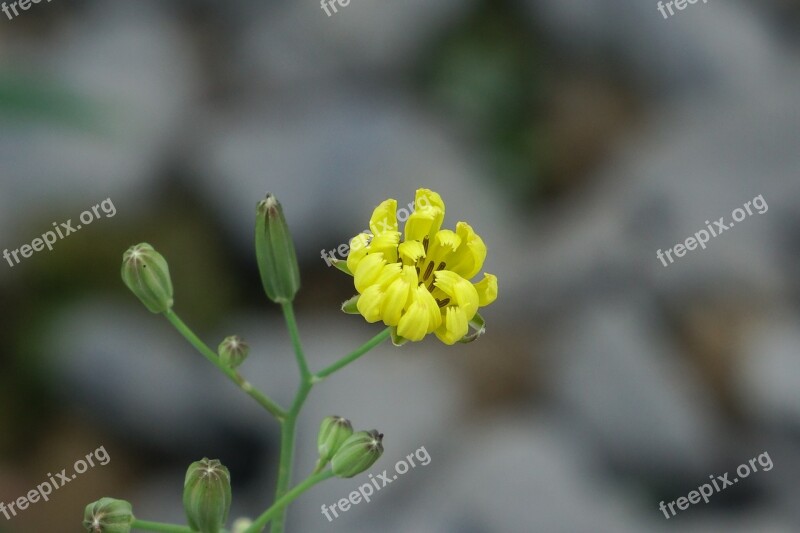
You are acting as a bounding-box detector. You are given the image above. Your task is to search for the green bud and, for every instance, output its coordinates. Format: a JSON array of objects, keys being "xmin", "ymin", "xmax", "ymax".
[
  {"xmin": 183, "ymin": 458, "xmax": 232, "ymax": 533},
  {"xmin": 255, "ymin": 193, "xmax": 301, "ymax": 303},
  {"xmin": 121, "ymin": 243, "xmax": 174, "ymax": 313},
  {"xmin": 83, "ymin": 498, "xmax": 134, "ymax": 533},
  {"xmin": 317, "ymin": 416, "xmax": 354, "ymax": 465},
  {"xmin": 218, "ymin": 335, "xmax": 249, "ymax": 368},
  {"xmin": 331, "ymin": 430, "xmax": 384, "ymax": 478}
]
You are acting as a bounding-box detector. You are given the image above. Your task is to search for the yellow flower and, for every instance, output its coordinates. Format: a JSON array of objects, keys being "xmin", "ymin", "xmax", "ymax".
[{"xmin": 337, "ymin": 189, "xmax": 498, "ymax": 345}]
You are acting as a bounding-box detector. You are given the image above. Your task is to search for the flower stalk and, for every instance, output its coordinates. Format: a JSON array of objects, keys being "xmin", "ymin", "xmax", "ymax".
[{"xmin": 90, "ymin": 189, "xmax": 494, "ymax": 533}]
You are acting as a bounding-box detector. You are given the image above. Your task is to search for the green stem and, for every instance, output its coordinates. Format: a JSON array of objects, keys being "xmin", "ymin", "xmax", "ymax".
[
  {"xmin": 246, "ymin": 470, "xmax": 334, "ymax": 532},
  {"xmin": 269, "ymin": 382, "xmax": 311, "ymax": 533},
  {"xmin": 163, "ymin": 309, "xmax": 287, "ymax": 420},
  {"xmin": 313, "ymin": 327, "xmax": 391, "ymax": 381},
  {"xmin": 131, "ymin": 519, "xmax": 193, "ymax": 532},
  {"xmin": 269, "ymin": 302, "xmax": 313, "ymax": 533},
  {"xmin": 281, "ymin": 302, "xmax": 311, "ymax": 380},
  {"xmin": 253, "ymin": 312, "xmax": 390, "ymax": 532}
]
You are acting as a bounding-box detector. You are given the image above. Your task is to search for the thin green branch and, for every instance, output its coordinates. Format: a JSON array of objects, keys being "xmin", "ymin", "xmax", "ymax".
[
  {"xmin": 314, "ymin": 327, "xmax": 392, "ymax": 381},
  {"xmin": 280, "ymin": 302, "xmax": 311, "ymax": 380},
  {"xmin": 269, "ymin": 378, "xmax": 312, "ymax": 533},
  {"xmin": 246, "ymin": 470, "xmax": 335, "ymax": 533},
  {"xmin": 265, "ymin": 302, "xmax": 316, "ymax": 533},
  {"xmin": 163, "ymin": 309, "xmax": 287, "ymax": 420}
]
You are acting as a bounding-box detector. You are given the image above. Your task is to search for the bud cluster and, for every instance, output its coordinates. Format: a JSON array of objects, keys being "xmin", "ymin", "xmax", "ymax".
[
  {"xmin": 97, "ymin": 193, "xmax": 404, "ymax": 532},
  {"xmin": 316, "ymin": 416, "xmax": 384, "ymax": 478}
]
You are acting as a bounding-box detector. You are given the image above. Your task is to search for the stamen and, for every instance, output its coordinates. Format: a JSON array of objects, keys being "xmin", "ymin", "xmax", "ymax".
[
  {"xmin": 422, "ymin": 236, "xmax": 429, "ymax": 252},
  {"xmin": 423, "ymin": 261, "xmax": 434, "ymax": 281},
  {"xmin": 436, "ymin": 262, "xmax": 446, "ymax": 271},
  {"xmin": 437, "ymin": 298, "xmax": 450, "ymax": 307}
]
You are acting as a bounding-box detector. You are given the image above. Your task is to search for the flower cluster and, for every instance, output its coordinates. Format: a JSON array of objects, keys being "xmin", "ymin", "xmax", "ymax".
[{"xmin": 341, "ymin": 189, "xmax": 497, "ymax": 345}]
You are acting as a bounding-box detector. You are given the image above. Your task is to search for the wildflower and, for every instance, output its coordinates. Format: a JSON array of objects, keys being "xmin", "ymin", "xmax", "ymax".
[{"xmin": 341, "ymin": 189, "xmax": 497, "ymax": 345}]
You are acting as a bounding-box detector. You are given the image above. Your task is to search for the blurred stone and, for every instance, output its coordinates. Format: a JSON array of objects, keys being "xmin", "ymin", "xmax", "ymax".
[
  {"xmin": 47, "ymin": 300, "xmax": 277, "ymax": 454},
  {"xmin": 232, "ymin": 0, "xmax": 472, "ymax": 90},
  {"xmin": 548, "ymin": 295, "xmax": 720, "ymax": 476},
  {"xmin": 395, "ymin": 416, "xmax": 646, "ymax": 533},
  {"xmin": 0, "ymin": 0, "xmax": 197, "ymax": 232},
  {"xmin": 522, "ymin": 0, "xmax": 785, "ymax": 99},
  {"xmin": 737, "ymin": 314, "xmax": 800, "ymax": 426},
  {"xmin": 188, "ymin": 89, "xmax": 518, "ymax": 278}
]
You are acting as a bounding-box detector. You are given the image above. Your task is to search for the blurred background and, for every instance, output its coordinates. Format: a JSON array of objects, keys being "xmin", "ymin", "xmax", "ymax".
[{"xmin": 1, "ymin": 0, "xmax": 800, "ymax": 531}]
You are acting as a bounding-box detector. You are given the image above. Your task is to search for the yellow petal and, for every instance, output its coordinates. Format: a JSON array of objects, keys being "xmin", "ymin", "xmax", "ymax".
[
  {"xmin": 433, "ymin": 270, "xmax": 479, "ymax": 320},
  {"xmin": 373, "ymin": 263, "xmax": 400, "ymax": 290},
  {"xmin": 434, "ymin": 229, "xmax": 461, "ymax": 251},
  {"xmin": 356, "ymin": 285, "xmax": 384, "ymax": 323},
  {"xmin": 434, "ymin": 305, "xmax": 469, "ymax": 345},
  {"xmin": 398, "ymin": 240, "xmax": 426, "ymax": 264},
  {"xmin": 415, "ymin": 284, "xmax": 443, "ymax": 332},
  {"xmin": 425, "ymin": 229, "xmax": 462, "ymax": 266},
  {"xmin": 380, "ymin": 276, "xmax": 411, "ymax": 326},
  {"xmin": 446, "ymin": 222, "xmax": 487, "ymax": 280},
  {"xmin": 415, "ymin": 189, "xmax": 446, "ymax": 234},
  {"xmin": 402, "ymin": 189, "xmax": 446, "ymax": 242},
  {"xmin": 404, "ymin": 210, "xmax": 437, "ymax": 243},
  {"xmin": 402, "ymin": 264, "xmax": 418, "ymax": 285},
  {"xmin": 346, "ymin": 233, "xmax": 371, "ymax": 274},
  {"xmin": 353, "ymin": 253, "xmax": 385, "ymax": 293},
  {"xmin": 369, "ymin": 231, "xmax": 400, "ymax": 263},
  {"xmin": 473, "ymin": 273, "xmax": 498, "ymax": 306},
  {"xmin": 397, "ymin": 300, "xmax": 429, "ymax": 341},
  {"xmin": 369, "ymin": 199, "xmax": 398, "ymax": 236}
]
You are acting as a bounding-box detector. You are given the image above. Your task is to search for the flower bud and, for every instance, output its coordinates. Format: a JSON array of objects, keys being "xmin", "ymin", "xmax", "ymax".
[
  {"xmin": 218, "ymin": 335, "xmax": 249, "ymax": 368},
  {"xmin": 121, "ymin": 243, "xmax": 174, "ymax": 313},
  {"xmin": 317, "ymin": 416, "xmax": 353, "ymax": 465},
  {"xmin": 183, "ymin": 458, "xmax": 231, "ymax": 533},
  {"xmin": 331, "ymin": 430, "xmax": 384, "ymax": 478},
  {"xmin": 83, "ymin": 498, "xmax": 134, "ymax": 533},
  {"xmin": 255, "ymin": 193, "xmax": 301, "ymax": 303}
]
